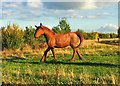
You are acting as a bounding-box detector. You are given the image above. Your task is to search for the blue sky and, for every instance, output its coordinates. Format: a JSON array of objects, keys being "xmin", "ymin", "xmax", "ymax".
[{"xmin": 0, "ymin": 0, "xmax": 119, "ymax": 33}]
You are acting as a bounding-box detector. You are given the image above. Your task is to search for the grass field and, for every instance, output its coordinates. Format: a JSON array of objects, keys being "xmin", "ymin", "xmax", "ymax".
[{"xmin": 1, "ymin": 39, "xmax": 120, "ymax": 85}]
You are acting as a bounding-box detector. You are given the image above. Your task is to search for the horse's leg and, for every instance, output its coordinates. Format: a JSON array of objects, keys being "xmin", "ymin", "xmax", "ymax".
[
  {"xmin": 76, "ymin": 50, "xmax": 83, "ymax": 60},
  {"xmin": 41, "ymin": 47, "xmax": 51, "ymax": 62},
  {"xmin": 51, "ymin": 48, "xmax": 56, "ymax": 61},
  {"xmin": 70, "ymin": 48, "xmax": 76, "ymax": 61}
]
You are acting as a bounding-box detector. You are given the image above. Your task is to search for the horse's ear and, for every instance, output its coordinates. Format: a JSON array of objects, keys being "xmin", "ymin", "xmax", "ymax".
[
  {"xmin": 26, "ymin": 27, "xmax": 28, "ymax": 29},
  {"xmin": 35, "ymin": 25, "xmax": 37, "ymax": 28},
  {"xmin": 40, "ymin": 23, "xmax": 42, "ymax": 26}
]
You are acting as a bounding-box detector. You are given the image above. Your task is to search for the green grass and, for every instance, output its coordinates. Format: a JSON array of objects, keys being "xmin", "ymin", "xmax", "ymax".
[
  {"xmin": 2, "ymin": 55, "xmax": 119, "ymax": 84},
  {"xmin": 2, "ymin": 42, "xmax": 120, "ymax": 85}
]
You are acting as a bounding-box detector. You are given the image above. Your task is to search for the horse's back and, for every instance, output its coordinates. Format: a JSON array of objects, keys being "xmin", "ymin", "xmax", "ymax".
[
  {"xmin": 54, "ymin": 32, "xmax": 78, "ymax": 48},
  {"xmin": 54, "ymin": 32, "xmax": 70, "ymax": 48}
]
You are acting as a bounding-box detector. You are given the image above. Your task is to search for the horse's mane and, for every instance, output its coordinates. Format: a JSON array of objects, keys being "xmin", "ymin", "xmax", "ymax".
[{"xmin": 43, "ymin": 26, "xmax": 55, "ymax": 35}]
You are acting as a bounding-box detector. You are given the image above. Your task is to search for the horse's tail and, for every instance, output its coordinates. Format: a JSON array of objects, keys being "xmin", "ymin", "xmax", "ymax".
[{"xmin": 75, "ymin": 32, "xmax": 84, "ymax": 48}]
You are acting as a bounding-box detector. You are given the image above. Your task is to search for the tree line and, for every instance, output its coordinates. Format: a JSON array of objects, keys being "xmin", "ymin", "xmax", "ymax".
[{"xmin": 0, "ymin": 18, "xmax": 119, "ymax": 50}]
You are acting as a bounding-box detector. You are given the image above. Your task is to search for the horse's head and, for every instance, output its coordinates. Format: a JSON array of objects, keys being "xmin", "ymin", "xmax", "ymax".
[{"xmin": 34, "ymin": 23, "xmax": 44, "ymax": 38}]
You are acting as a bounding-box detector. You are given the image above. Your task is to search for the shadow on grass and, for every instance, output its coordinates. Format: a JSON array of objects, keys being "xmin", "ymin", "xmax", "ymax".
[
  {"xmin": 99, "ymin": 40, "xmax": 118, "ymax": 46},
  {"xmin": 1, "ymin": 56, "xmax": 26, "ymax": 61},
  {"xmin": 4, "ymin": 57, "xmax": 119, "ymax": 68},
  {"xmin": 45, "ymin": 61, "xmax": 119, "ymax": 67}
]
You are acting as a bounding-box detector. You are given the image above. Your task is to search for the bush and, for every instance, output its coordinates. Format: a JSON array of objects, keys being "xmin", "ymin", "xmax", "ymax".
[
  {"xmin": 110, "ymin": 33, "xmax": 118, "ymax": 38},
  {"xmin": 76, "ymin": 29, "xmax": 94, "ymax": 40},
  {"xmin": 99, "ymin": 33, "xmax": 110, "ymax": 39},
  {"xmin": 24, "ymin": 26, "xmax": 46, "ymax": 49},
  {"xmin": 24, "ymin": 26, "xmax": 35, "ymax": 46},
  {"xmin": 1, "ymin": 24, "xmax": 24, "ymax": 50}
]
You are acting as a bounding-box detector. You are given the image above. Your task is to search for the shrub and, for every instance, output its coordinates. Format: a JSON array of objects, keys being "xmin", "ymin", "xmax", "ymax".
[
  {"xmin": 24, "ymin": 26, "xmax": 35, "ymax": 46},
  {"xmin": 76, "ymin": 29, "xmax": 94, "ymax": 40},
  {"xmin": 1, "ymin": 24, "xmax": 24, "ymax": 50},
  {"xmin": 24, "ymin": 26, "xmax": 46, "ymax": 49}
]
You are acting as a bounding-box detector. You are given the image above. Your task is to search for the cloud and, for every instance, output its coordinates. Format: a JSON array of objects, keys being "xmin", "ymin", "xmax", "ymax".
[
  {"xmin": 43, "ymin": 2, "xmax": 84, "ymax": 10},
  {"xmin": 97, "ymin": 24, "xmax": 118, "ymax": 33},
  {"xmin": 2, "ymin": 10, "xmax": 13, "ymax": 16},
  {"xmin": 1, "ymin": 0, "xmax": 119, "ymax": 2},
  {"xmin": 27, "ymin": 0, "xmax": 42, "ymax": 8},
  {"xmin": 43, "ymin": 2, "xmax": 99, "ymax": 10},
  {"xmin": 0, "ymin": 3, "xmax": 2, "ymax": 18},
  {"xmin": 1, "ymin": 2, "xmax": 43, "ymax": 20},
  {"xmin": 1, "ymin": 2, "xmax": 115, "ymax": 20},
  {"xmin": 95, "ymin": 0, "xmax": 119, "ymax": 2},
  {"xmin": 97, "ymin": 12, "xmax": 111, "ymax": 16},
  {"xmin": 42, "ymin": 2, "xmax": 116, "ymax": 10},
  {"xmin": 2, "ymin": 2, "xmax": 22, "ymax": 9},
  {"xmin": 4, "ymin": 4, "xmax": 18, "ymax": 8},
  {"xmin": 61, "ymin": 10, "xmax": 111, "ymax": 19},
  {"xmin": 1, "ymin": 0, "xmax": 26, "ymax": 2},
  {"xmin": 2, "ymin": 2, "xmax": 22, "ymax": 19},
  {"xmin": 81, "ymin": 0, "xmax": 97, "ymax": 10}
]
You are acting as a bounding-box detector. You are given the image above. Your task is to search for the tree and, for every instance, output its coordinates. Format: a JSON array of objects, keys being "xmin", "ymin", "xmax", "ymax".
[
  {"xmin": 110, "ymin": 33, "xmax": 117, "ymax": 38},
  {"xmin": 118, "ymin": 26, "xmax": 120, "ymax": 38},
  {"xmin": 99, "ymin": 33, "xmax": 111, "ymax": 38},
  {"xmin": 52, "ymin": 26, "xmax": 61, "ymax": 33},
  {"xmin": 77, "ymin": 29, "xmax": 84, "ymax": 33},
  {"xmin": 52, "ymin": 17, "xmax": 71, "ymax": 33}
]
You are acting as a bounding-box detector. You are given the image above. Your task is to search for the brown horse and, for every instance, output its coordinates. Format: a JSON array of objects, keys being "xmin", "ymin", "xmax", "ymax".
[{"xmin": 34, "ymin": 23, "xmax": 84, "ymax": 62}]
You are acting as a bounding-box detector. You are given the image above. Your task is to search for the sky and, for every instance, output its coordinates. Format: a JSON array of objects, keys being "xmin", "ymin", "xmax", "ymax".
[{"xmin": 0, "ymin": 0, "xmax": 119, "ymax": 33}]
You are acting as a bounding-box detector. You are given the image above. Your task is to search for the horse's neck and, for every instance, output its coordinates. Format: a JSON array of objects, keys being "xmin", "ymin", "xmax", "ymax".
[{"xmin": 43, "ymin": 27, "xmax": 55, "ymax": 39}]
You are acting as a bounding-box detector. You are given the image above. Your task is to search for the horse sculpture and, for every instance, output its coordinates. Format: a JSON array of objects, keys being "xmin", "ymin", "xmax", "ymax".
[{"xmin": 34, "ymin": 23, "xmax": 84, "ymax": 62}]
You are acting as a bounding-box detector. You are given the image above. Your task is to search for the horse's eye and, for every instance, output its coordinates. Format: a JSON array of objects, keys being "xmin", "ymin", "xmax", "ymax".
[{"xmin": 37, "ymin": 28, "xmax": 39, "ymax": 30}]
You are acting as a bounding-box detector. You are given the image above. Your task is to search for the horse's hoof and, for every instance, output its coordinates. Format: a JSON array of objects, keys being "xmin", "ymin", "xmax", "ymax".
[
  {"xmin": 54, "ymin": 59, "xmax": 57, "ymax": 62},
  {"xmin": 40, "ymin": 60, "xmax": 45, "ymax": 62},
  {"xmin": 79, "ymin": 57, "xmax": 83, "ymax": 60},
  {"xmin": 70, "ymin": 59, "xmax": 75, "ymax": 62},
  {"xmin": 79, "ymin": 55, "xmax": 83, "ymax": 60},
  {"xmin": 70, "ymin": 59, "xmax": 75, "ymax": 61}
]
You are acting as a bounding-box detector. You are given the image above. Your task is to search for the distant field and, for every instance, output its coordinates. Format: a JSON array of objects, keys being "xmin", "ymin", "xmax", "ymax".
[
  {"xmin": 99, "ymin": 38, "xmax": 119, "ymax": 46},
  {"xmin": 2, "ymin": 39, "xmax": 119, "ymax": 85}
]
